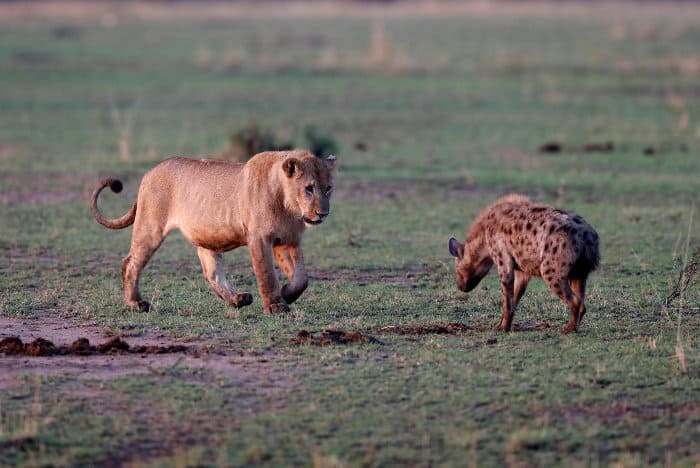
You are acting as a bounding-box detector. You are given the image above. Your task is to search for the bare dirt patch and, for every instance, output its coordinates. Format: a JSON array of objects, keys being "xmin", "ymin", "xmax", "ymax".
[
  {"xmin": 371, "ymin": 321, "xmax": 550, "ymax": 335},
  {"xmin": 373, "ymin": 322, "xmax": 484, "ymax": 335},
  {"xmin": 289, "ymin": 329, "xmax": 381, "ymax": 346},
  {"xmin": 1, "ymin": 1, "xmax": 694, "ymax": 23},
  {"xmin": 0, "ymin": 336, "xmax": 187, "ymax": 356},
  {"xmin": 285, "ymin": 321, "xmax": 552, "ymax": 347},
  {"xmin": 307, "ymin": 266, "xmax": 426, "ymax": 285},
  {"xmin": 0, "ymin": 314, "xmax": 291, "ymax": 392},
  {"xmin": 0, "ymin": 172, "xmax": 96, "ymax": 203}
]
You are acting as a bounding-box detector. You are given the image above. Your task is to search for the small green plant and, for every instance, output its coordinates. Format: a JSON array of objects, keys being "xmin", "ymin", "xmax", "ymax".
[
  {"xmin": 303, "ymin": 124, "xmax": 339, "ymax": 158},
  {"xmin": 224, "ymin": 123, "xmax": 339, "ymax": 161},
  {"xmin": 224, "ymin": 122, "xmax": 294, "ymax": 161}
]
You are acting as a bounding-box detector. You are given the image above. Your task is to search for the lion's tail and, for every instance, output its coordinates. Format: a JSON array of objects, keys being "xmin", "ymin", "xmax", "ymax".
[{"xmin": 91, "ymin": 178, "xmax": 137, "ymax": 229}]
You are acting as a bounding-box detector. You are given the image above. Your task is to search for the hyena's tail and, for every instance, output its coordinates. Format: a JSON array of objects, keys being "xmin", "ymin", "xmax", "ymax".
[
  {"xmin": 582, "ymin": 230, "xmax": 600, "ymax": 273},
  {"xmin": 90, "ymin": 178, "xmax": 137, "ymax": 229}
]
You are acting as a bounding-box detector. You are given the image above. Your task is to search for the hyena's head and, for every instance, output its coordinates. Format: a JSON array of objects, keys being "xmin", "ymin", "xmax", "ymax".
[{"xmin": 448, "ymin": 237, "xmax": 493, "ymax": 293}]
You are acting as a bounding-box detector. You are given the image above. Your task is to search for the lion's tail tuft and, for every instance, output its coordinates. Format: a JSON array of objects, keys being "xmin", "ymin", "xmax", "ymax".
[{"xmin": 91, "ymin": 178, "xmax": 137, "ymax": 229}]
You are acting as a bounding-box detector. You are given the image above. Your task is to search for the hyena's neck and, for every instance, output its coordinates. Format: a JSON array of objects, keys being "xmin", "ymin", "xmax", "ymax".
[{"xmin": 465, "ymin": 231, "xmax": 488, "ymax": 260}]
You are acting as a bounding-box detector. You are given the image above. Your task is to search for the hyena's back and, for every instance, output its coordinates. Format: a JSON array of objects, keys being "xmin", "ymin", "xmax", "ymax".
[{"xmin": 479, "ymin": 196, "xmax": 600, "ymax": 280}]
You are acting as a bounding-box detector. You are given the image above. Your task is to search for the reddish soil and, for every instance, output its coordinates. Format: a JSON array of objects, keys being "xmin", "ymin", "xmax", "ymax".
[
  {"xmin": 0, "ymin": 314, "xmax": 291, "ymax": 392},
  {"xmin": 372, "ymin": 321, "xmax": 550, "ymax": 335},
  {"xmin": 0, "ymin": 336, "xmax": 188, "ymax": 356},
  {"xmin": 288, "ymin": 320, "xmax": 551, "ymax": 346},
  {"xmin": 0, "ymin": 1, "xmax": 691, "ymax": 23},
  {"xmin": 289, "ymin": 329, "xmax": 381, "ymax": 346},
  {"xmin": 372, "ymin": 322, "xmax": 485, "ymax": 335}
]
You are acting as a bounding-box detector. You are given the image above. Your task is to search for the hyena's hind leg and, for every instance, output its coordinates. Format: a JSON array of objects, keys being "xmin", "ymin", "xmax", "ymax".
[
  {"xmin": 197, "ymin": 247, "xmax": 253, "ymax": 308},
  {"xmin": 544, "ymin": 275, "xmax": 584, "ymax": 334},
  {"xmin": 569, "ymin": 276, "xmax": 588, "ymax": 328}
]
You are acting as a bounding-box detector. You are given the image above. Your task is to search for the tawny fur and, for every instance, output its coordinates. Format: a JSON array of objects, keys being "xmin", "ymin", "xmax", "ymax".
[
  {"xmin": 449, "ymin": 194, "xmax": 599, "ymax": 333},
  {"xmin": 91, "ymin": 150, "xmax": 337, "ymax": 313}
]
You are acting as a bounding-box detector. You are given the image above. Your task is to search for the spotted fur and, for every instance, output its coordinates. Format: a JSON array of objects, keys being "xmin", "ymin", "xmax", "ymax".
[{"xmin": 448, "ymin": 194, "xmax": 599, "ymax": 333}]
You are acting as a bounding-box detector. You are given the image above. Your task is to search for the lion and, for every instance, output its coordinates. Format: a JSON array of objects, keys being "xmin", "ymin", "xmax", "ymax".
[
  {"xmin": 91, "ymin": 150, "xmax": 337, "ymax": 314},
  {"xmin": 448, "ymin": 194, "xmax": 599, "ymax": 333}
]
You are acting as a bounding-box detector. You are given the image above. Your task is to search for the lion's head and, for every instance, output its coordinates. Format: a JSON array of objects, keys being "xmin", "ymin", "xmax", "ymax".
[{"xmin": 281, "ymin": 152, "xmax": 338, "ymax": 227}]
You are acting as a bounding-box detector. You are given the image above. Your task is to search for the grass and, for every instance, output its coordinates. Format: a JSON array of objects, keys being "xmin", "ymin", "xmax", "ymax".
[{"xmin": 1, "ymin": 2, "xmax": 699, "ymax": 466}]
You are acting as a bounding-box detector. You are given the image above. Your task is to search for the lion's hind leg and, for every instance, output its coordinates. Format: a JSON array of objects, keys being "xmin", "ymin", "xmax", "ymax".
[
  {"xmin": 197, "ymin": 247, "xmax": 253, "ymax": 308},
  {"xmin": 122, "ymin": 235, "xmax": 163, "ymax": 312}
]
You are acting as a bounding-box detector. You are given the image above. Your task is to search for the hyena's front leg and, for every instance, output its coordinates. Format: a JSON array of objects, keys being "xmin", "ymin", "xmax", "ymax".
[
  {"xmin": 513, "ymin": 270, "xmax": 531, "ymax": 310},
  {"xmin": 197, "ymin": 247, "xmax": 253, "ymax": 308},
  {"xmin": 274, "ymin": 245, "xmax": 308, "ymax": 304},
  {"xmin": 248, "ymin": 237, "xmax": 288, "ymax": 314},
  {"xmin": 495, "ymin": 262, "xmax": 516, "ymax": 331}
]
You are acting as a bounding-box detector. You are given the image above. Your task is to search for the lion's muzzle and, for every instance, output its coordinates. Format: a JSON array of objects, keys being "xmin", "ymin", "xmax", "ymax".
[{"xmin": 303, "ymin": 211, "xmax": 328, "ymax": 226}]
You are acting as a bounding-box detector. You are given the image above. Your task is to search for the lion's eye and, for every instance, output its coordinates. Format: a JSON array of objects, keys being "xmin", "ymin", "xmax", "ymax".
[
  {"xmin": 305, "ymin": 185, "xmax": 314, "ymax": 196},
  {"xmin": 325, "ymin": 185, "xmax": 333, "ymax": 195}
]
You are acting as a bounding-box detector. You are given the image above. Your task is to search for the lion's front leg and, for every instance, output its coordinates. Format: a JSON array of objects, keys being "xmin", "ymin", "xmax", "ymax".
[
  {"xmin": 249, "ymin": 237, "xmax": 289, "ymax": 313},
  {"xmin": 274, "ymin": 245, "xmax": 308, "ymax": 304}
]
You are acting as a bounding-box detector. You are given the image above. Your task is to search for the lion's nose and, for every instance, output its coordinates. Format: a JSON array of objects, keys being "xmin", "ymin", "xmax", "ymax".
[{"xmin": 317, "ymin": 211, "xmax": 329, "ymax": 219}]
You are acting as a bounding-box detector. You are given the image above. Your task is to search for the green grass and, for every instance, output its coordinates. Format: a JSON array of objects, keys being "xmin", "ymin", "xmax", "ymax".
[{"xmin": 1, "ymin": 4, "xmax": 699, "ymax": 466}]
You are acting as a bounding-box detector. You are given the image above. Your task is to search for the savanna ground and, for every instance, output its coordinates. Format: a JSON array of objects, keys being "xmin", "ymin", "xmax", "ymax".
[{"xmin": 1, "ymin": 1, "xmax": 699, "ymax": 466}]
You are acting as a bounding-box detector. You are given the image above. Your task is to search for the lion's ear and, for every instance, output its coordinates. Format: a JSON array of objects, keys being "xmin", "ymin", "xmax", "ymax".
[
  {"xmin": 448, "ymin": 237, "xmax": 464, "ymax": 258},
  {"xmin": 324, "ymin": 155, "xmax": 338, "ymax": 173},
  {"xmin": 282, "ymin": 158, "xmax": 301, "ymax": 178}
]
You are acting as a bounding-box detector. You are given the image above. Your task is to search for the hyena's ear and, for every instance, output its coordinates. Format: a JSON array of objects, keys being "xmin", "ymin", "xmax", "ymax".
[
  {"xmin": 324, "ymin": 154, "xmax": 338, "ymax": 173},
  {"xmin": 282, "ymin": 158, "xmax": 301, "ymax": 178},
  {"xmin": 448, "ymin": 237, "xmax": 464, "ymax": 258}
]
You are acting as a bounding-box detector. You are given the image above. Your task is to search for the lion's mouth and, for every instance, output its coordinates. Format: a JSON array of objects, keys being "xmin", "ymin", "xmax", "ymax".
[{"xmin": 303, "ymin": 216, "xmax": 323, "ymax": 226}]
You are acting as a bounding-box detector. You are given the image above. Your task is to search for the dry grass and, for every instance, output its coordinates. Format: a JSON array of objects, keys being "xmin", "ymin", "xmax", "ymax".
[
  {"xmin": 108, "ymin": 97, "xmax": 140, "ymax": 162},
  {"xmin": 665, "ymin": 245, "xmax": 700, "ymax": 308},
  {"xmin": 3, "ymin": 1, "xmax": 700, "ymax": 23},
  {"xmin": 665, "ymin": 205, "xmax": 699, "ymax": 309}
]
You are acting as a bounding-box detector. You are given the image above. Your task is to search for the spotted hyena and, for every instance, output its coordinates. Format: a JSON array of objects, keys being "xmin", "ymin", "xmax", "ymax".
[{"xmin": 448, "ymin": 194, "xmax": 599, "ymax": 333}]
